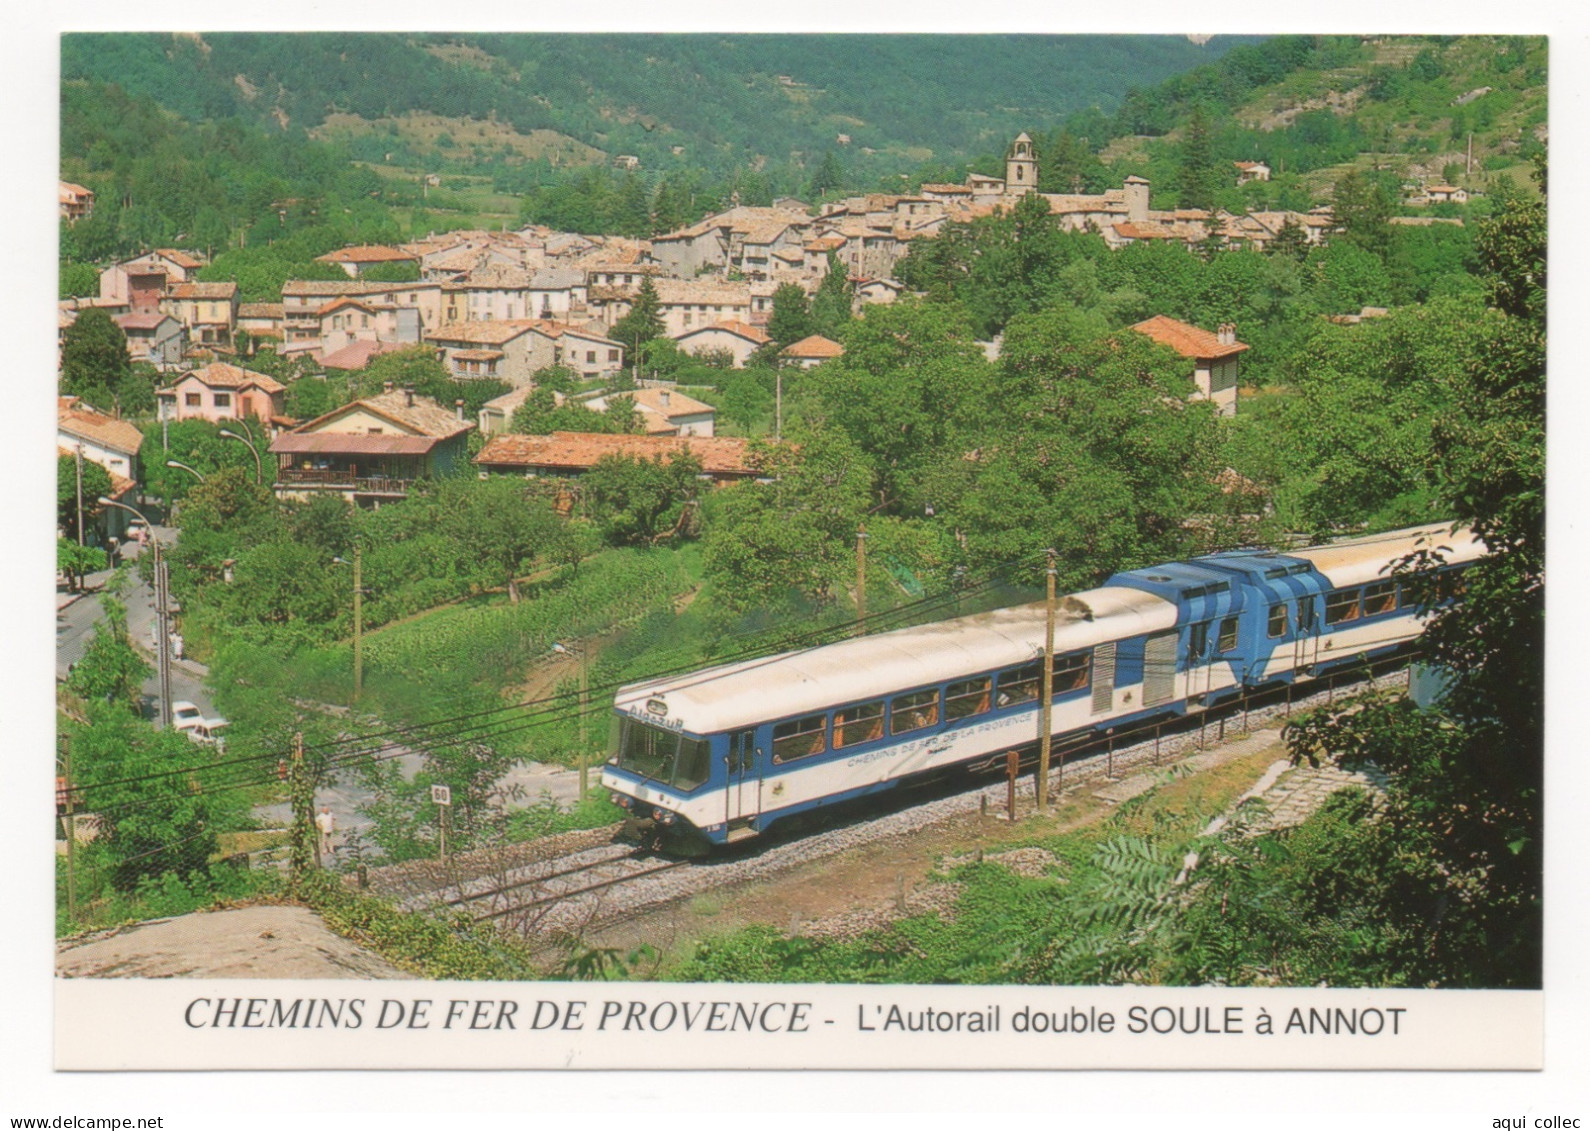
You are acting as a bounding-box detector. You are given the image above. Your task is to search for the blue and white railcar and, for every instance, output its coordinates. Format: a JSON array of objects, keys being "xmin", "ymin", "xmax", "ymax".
[{"xmin": 601, "ymin": 523, "xmax": 1483, "ymax": 848}]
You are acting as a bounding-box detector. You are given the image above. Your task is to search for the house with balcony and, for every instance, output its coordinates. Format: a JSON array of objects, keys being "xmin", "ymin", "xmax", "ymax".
[
  {"xmin": 60, "ymin": 181, "xmax": 95, "ymax": 223},
  {"xmin": 269, "ymin": 384, "xmax": 475, "ymax": 506},
  {"xmin": 156, "ymin": 362, "xmax": 287, "ymax": 426}
]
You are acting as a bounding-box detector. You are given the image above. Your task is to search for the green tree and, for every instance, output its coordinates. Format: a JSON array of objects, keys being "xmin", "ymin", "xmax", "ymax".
[
  {"xmin": 57, "ymin": 539, "xmax": 108, "ymax": 593},
  {"xmin": 60, "ymin": 308, "xmax": 132, "ymax": 410},
  {"xmin": 1332, "ymin": 169, "xmax": 1395, "ymax": 258},
  {"xmin": 57, "ymin": 454, "xmax": 113, "ymax": 544},
  {"xmin": 611, "ymin": 276, "xmax": 664, "ymax": 359},
  {"xmin": 64, "ymin": 583, "xmax": 148, "ymax": 712},
  {"xmin": 1176, "ymin": 102, "xmax": 1222, "ymax": 211},
  {"xmin": 1267, "ymin": 216, "xmax": 1310, "ymax": 261},
  {"xmin": 808, "ymin": 150, "xmax": 845, "ymax": 199},
  {"xmin": 60, "ymin": 262, "xmax": 100, "ymax": 299},
  {"xmin": 435, "ymin": 476, "xmax": 566, "ymax": 602},
  {"xmin": 810, "ymin": 255, "xmax": 855, "ymax": 339},
  {"xmin": 767, "ymin": 283, "xmax": 814, "ymax": 347},
  {"xmin": 581, "ymin": 451, "xmax": 704, "ymax": 545}
]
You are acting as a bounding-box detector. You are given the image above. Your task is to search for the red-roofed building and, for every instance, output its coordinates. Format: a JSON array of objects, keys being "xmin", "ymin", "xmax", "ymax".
[
  {"xmin": 674, "ymin": 320, "xmax": 771, "ymax": 368},
  {"xmin": 270, "ymin": 386, "xmax": 475, "ymax": 504},
  {"xmin": 319, "ymin": 339, "xmax": 405, "ymax": 371},
  {"xmin": 315, "ymin": 245, "xmax": 421, "ymax": 278},
  {"xmin": 1129, "ymin": 315, "xmax": 1248, "ymax": 417},
  {"xmin": 60, "ymin": 181, "xmax": 94, "ymax": 223},
  {"xmin": 780, "ymin": 334, "xmax": 844, "ymax": 369},
  {"xmin": 475, "ymin": 431, "xmax": 761, "ymax": 485},
  {"xmin": 58, "ymin": 397, "xmax": 144, "ymax": 535}
]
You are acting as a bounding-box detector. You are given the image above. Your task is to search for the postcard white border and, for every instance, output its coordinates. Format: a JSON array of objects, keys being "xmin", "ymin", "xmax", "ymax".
[{"xmin": 9, "ymin": 0, "xmax": 1590, "ymax": 1122}]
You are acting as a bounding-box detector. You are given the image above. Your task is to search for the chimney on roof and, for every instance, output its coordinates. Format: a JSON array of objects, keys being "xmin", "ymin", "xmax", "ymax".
[
  {"xmin": 455, "ymin": 398, "xmax": 465, "ymax": 421},
  {"xmin": 404, "ymin": 385, "xmax": 415, "ymax": 407},
  {"xmin": 1217, "ymin": 323, "xmax": 1236, "ymax": 346},
  {"xmin": 659, "ymin": 390, "xmax": 670, "ymax": 409},
  {"xmin": 383, "ymin": 380, "xmax": 395, "ymax": 394}
]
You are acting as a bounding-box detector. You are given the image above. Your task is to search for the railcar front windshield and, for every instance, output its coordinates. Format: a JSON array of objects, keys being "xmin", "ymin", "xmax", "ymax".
[{"xmin": 611, "ymin": 717, "xmax": 712, "ymax": 792}]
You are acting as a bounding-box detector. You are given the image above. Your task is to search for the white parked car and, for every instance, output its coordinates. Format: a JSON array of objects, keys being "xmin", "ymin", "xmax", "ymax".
[
  {"xmin": 171, "ymin": 701, "xmax": 204, "ymax": 731},
  {"xmin": 188, "ymin": 718, "xmax": 230, "ymax": 751}
]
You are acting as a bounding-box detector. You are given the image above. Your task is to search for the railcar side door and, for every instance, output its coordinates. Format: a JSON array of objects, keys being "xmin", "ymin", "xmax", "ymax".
[
  {"xmin": 1292, "ymin": 594, "xmax": 1321, "ymax": 675},
  {"xmin": 724, "ymin": 728, "xmax": 761, "ymax": 836}
]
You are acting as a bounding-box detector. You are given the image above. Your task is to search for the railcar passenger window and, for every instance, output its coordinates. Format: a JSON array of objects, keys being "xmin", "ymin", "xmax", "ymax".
[
  {"xmin": 997, "ymin": 663, "xmax": 1041, "ymax": 707},
  {"xmin": 772, "ymin": 715, "xmax": 827, "ymax": 763},
  {"xmin": 1363, "ymin": 581, "xmax": 1397, "ymax": 616},
  {"xmin": 674, "ymin": 736, "xmax": 711, "ymax": 791},
  {"xmin": 1050, "ymin": 651, "xmax": 1091, "ymax": 695},
  {"xmin": 1217, "ymin": 616, "xmax": 1240, "ymax": 653},
  {"xmin": 891, "ymin": 689, "xmax": 940, "ymax": 735},
  {"xmin": 1268, "ymin": 603, "xmax": 1288, "ymax": 638},
  {"xmin": 945, "ymin": 676, "xmax": 992, "ymax": 721},
  {"xmin": 1325, "ymin": 589, "xmax": 1361, "ymax": 625},
  {"xmin": 834, "ymin": 701, "xmax": 885, "ymax": 748}
]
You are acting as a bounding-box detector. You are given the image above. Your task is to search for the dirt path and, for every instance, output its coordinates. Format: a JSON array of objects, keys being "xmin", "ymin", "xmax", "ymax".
[{"xmin": 55, "ymin": 905, "xmax": 409, "ymax": 980}]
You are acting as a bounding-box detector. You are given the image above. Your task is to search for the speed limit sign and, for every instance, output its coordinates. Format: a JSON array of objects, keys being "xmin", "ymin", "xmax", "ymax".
[{"xmin": 430, "ymin": 784, "xmax": 452, "ymax": 806}]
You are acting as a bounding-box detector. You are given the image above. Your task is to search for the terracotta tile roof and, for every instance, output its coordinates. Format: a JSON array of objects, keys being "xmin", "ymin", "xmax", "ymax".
[
  {"xmin": 166, "ymin": 281, "xmax": 238, "ymax": 300},
  {"xmin": 475, "ymin": 431, "xmax": 757, "ymax": 477},
  {"xmin": 60, "ymin": 181, "xmax": 93, "ymax": 198},
  {"xmin": 58, "ymin": 401, "xmax": 145, "ymax": 455},
  {"xmin": 625, "ymin": 387, "xmax": 716, "ymax": 419},
  {"xmin": 272, "ymin": 433, "xmax": 439, "ymax": 456},
  {"xmin": 239, "ymin": 303, "xmax": 285, "ymax": 319},
  {"xmin": 114, "ymin": 312, "xmax": 174, "ymax": 331},
  {"xmin": 289, "ymin": 389, "xmax": 473, "ymax": 442},
  {"xmin": 429, "ymin": 319, "xmax": 543, "ymax": 346},
  {"xmin": 58, "ymin": 447, "xmax": 135, "ymax": 498},
  {"xmin": 677, "ymin": 320, "xmax": 770, "ymax": 345},
  {"xmin": 450, "ymin": 348, "xmax": 506, "ymax": 362},
  {"xmin": 1112, "ymin": 222, "xmax": 1180, "ymax": 241},
  {"xmin": 1130, "ymin": 315, "xmax": 1248, "ymax": 360},
  {"xmin": 318, "ymin": 340, "xmax": 403, "ymax": 371},
  {"xmin": 920, "ymin": 183, "xmax": 971, "ymax": 194},
  {"xmin": 781, "ymin": 334, "xmax": 844, "ymax": 359},
  {"xmin": 803, "ymin": 235, "xmax": 847, "ymax": 251},
  {"xmin": 316, "ymin": 296, "xmax": 381, "ymax": 316},
  {"xmin": 653, "ymin": 279, "xmax": 753, "ymax": 307},
  {"xmin": 169, "ymin": 362, "xmax": 287, "ymax": 394},
  {"xmin": 283, "ymin": 280, "xmax": 435, "ymax": 299},
  {"xmin": 156, "ymin": 249, "xmax": 206, "ymax": 269},
  {"xmin": 316, "ymin": 245, "xmax": 418, "ymax": 264}
]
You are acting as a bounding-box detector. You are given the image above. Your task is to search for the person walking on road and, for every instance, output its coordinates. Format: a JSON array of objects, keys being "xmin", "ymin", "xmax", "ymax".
[{"xmin": 315, "ymin": 805, "xmax": 336, "ymax": 862}]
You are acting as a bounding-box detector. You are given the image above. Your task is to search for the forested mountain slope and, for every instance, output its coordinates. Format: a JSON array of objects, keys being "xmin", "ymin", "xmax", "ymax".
[{"xmin": 61, "ymin": 33, "xmax": 1254, "ymax": 178}]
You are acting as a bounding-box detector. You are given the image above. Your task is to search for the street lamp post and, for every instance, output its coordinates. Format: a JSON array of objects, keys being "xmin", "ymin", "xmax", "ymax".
[
  {"xmin": 553, "ymin": 642, "xmax": 590, "ymax": 799},
  {"xmin": 165, "ymin": 459, "xmax": 205, "ymax": 483},
  {"xmin": 218, "ymin": 428, "xmax": 262, "ymax": 484},
  {"xmin": 333, "ymin": 545, "xmax": 364, "ymax": 701},
  {"xmin": 98, "ymin": 496, "xmax": 173, "ymax": 730}
]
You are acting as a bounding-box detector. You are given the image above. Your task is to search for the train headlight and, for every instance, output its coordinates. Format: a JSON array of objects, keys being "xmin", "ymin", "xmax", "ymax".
[{"xmin": 656, "ymin": 809, "xmax": 677, "ymax": 825}]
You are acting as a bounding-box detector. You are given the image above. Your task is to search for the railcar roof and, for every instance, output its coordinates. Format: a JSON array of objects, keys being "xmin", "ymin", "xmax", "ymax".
[
  {"xmin": 1287, "ymin": 523, "xmax": 1484, "ymax": 588},
  {"xmin": 616, "ymin": 585, "xmax": 1177, "ymax": 734}
]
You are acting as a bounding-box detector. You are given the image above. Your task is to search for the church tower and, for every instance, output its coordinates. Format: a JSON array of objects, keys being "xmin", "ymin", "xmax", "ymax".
[{"xmin": 1005, "ymin": 132, "xmax": 1038, "ymax": 197}]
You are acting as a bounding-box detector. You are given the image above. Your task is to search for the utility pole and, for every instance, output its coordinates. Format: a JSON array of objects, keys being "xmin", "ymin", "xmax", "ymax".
[
  {"xmin": 577, "ymin": 648, "xmax": 590, "ymax": 799},
  {"xmin": 154, "ymin": 540, "xmax": 173, "ymax": 731},
  {"xmin": 352, "ymin": 543, "xmax": 363, "ymax": 701},
  {"xmin": 290, "ymin": 732, "xmax": 313, "ymax": 884},
  {"xmin": 855, "ymin": 525, "xmax": 867, "ymax": 631},
  {"xmin": 74, "ymin": 447, "xmax": 85, "ymax": 547},
  {"xmin": 1037, "ymin": 548, "xmax": 1057, "ymax": 810},
  {"xmin": 61, "ymin": 737, "xmax": 77, "ymax": 925},
  {"xmin": 775, "ymin": 368, "xmax": 783, "ymax": 442}
]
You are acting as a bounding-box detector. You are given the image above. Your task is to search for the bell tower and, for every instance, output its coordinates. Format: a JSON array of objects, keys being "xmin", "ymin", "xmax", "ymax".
[{"xmin": 1005, "ymin": 132, "xmax": 1038, "ymax": 197}]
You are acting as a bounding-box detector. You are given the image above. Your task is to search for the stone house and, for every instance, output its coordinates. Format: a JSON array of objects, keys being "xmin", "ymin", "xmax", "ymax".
[
  {"xmin": 582, "ymin": 387, "xmax": 717, "ymax": 437},
  {"xmin": 651, "ymin": 279, "xmax": 755, "ymax": 338},
  {"xmin": 315, "ymin": 296, "xmax": 422, "ymax": 356},
  {"xmin": 1234, "ymin": 161, "xmax": 1271, "ymax": 185},
  {"xmin": 98, "ymin": 249, "xmax": 206, "ymax": 311},
  {"xmin": 281, "ymin": 281, "xmax": 444, "ymax": 351},
  {"xmin": 161, "ymin": 281, "xmax": 238, "ymax": 349},
  {"xmin": 113, "ymin": 312, "xmax": 185, "ymax": 369},
  {"xmin": 780, "ymin": 334, "xmax": 845, "ymax": 369}
]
